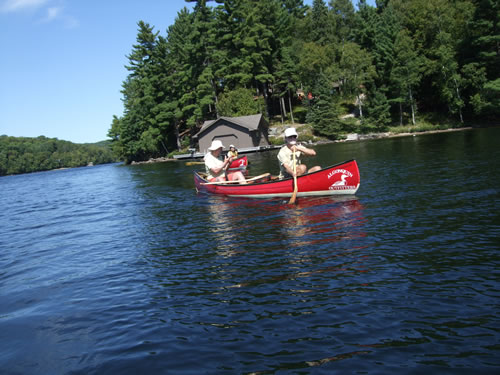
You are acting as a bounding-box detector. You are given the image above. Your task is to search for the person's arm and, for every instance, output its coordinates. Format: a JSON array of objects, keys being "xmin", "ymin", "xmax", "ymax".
[
  {"xmin": 283, "ymin": 161, "xmax": 296, "ymax": 176},
  {"xmin": 206, "ymin": 155, "xmax": 232, "ymax": 175},
  {"xmin": 210, "ymin": 157, "xmax": 232, "ymax": 175},
  {"xmin": 293, "ymin": 144, "xmax": 316, "ymax": 156}
]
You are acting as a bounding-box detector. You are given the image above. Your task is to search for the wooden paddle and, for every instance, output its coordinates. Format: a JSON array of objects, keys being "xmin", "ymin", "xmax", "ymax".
[
  {"xmin": 185, "ymin": 161, "xmax": 205, "ymax": 166},
  {"xmin": 288, "ymin": 151, "xmax": 298, "ymax": 204},
  {"xmin": 201, "ymin": 173, "xmax": 271, "ymax": 185}
]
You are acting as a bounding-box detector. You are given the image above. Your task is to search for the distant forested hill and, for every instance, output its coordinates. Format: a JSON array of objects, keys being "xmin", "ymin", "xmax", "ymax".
[{"xmin": 0, "ymin": 135, "xmax": 119, "ymax": 176}]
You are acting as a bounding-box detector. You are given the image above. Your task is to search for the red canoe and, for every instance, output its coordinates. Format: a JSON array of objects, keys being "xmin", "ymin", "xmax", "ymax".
[{"xmin": 194, "ymin": 159, "xmax": 360, "ymax": 199}]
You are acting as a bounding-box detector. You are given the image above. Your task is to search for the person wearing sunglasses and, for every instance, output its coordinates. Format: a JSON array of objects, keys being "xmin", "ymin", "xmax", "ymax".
[{"xmin": 277, "ymin": 127, "xmax": 321, "ymax": 180}]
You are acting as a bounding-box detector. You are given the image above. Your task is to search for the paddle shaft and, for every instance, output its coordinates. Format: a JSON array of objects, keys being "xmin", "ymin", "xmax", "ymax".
[{"xmin": 288, "ymin": 151, "xmax": 298, "ymax": 204}]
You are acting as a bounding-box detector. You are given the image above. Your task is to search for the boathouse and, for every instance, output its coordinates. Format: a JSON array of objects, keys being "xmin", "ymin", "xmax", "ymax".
[{"xmin": 193, "ymin": 114, "xmax": 270, "ymax": 153}]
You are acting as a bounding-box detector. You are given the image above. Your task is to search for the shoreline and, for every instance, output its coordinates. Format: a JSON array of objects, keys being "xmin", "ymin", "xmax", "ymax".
[
  {"xmin": 332, "ymin": 126, "xmax": 475, "ymax": 143},
  {"xmin": 132, "ymin": 126, "xmax": 480, "ymax": 165},
  {"xmin": 2, "ymin": 126, "xmax": 493, "ymax": 174}
]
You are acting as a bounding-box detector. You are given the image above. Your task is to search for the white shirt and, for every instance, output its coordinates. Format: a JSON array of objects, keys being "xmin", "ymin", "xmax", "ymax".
[
  {"xmin": 277, "ymin": 145, "xmax": 301, "ymax": 179},
  {"xmin": 204, "ymin": 152, "xmax": 224, "ymax": 180}
]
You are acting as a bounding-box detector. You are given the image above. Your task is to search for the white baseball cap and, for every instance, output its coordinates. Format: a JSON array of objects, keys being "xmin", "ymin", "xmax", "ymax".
[
  {"xmin": 284, "ymin": 128, "xmax": 298, "ymax": 138},
  {"xmin": 208, "ymin": 139, "xmax": 225, "ymax": 151}
]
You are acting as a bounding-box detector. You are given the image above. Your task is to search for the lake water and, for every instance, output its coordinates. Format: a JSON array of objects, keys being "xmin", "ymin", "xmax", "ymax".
[{"xmin": 1, "ymin": 127, "xmax": 499, "ymax": 374}]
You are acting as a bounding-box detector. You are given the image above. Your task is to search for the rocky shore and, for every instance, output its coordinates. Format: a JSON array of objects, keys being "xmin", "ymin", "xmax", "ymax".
[
  {"xmin": 130, "ymin": 157, "xmax": 175, "ymax": 165},
  {"xmin": 338, "ymin": 127, "xmax": 474, "ymax": 142}
]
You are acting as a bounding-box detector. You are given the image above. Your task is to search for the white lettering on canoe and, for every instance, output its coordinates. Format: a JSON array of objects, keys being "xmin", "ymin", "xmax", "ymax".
[
  {"xmin": 329, "ymin": 185, "xmax": 356, "ymax": 190},
  {"xmin": 327, "ymin": 169, "xmax": 353, "ymax": 179}
]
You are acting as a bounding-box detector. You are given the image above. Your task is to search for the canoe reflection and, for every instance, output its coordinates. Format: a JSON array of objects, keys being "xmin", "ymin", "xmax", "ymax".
[
  {"xmin": 202, "ymin": 196, "xmax": 368, "ymax": 290},
  {"xmin": 203, "ymin": 196, "xmax": 366, "ymax": 256},
  {"xmin": 277, "ymin": 197, "xmax": 366, "ymax": 247}
]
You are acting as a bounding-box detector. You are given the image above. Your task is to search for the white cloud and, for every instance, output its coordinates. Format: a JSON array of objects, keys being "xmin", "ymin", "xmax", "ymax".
[
  {"xmin": 56, "ymin": 12, "xmax": 78, "ymax": 29},
  {"xmin": 41, "ymin": 5, "xmax": 79, "ymax": 28},
  {"xmin": 3, "ymin": 0, "xmax": 80, "ymax": 29},
  {"xmin": 0, "ymin": 0, "xmax": 49, "ymax": 13},
  {"xmin": 43, "ymin": 5, "xmax": 59, "ymax": 21},
  {"xmin": 63, "ymin": 14, "xmax": 78, "ymax": 28}
]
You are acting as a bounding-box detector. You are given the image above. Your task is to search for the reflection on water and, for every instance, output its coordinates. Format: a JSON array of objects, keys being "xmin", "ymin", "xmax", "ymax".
[
  {"xmin": 204, "ymin": 195, "xmax": 365, "ymax": 249},
  {"xmin": 203, "ymin": 196, "xmax": 369, "ymax": 292}
]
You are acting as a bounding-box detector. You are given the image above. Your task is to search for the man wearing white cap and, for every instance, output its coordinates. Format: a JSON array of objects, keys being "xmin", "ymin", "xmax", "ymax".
[
  {"xmin": 277, "ymin": 127, "xmax": 321, "ymax": 179},
  {"xmin": 204, "ymin": 140, "xmax": 246, "ymax": 183}
]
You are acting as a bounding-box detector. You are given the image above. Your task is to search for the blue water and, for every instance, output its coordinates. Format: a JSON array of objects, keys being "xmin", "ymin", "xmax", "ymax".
[{"xmin": 1, "ymin": 127, "xmax": 499, "ymax": 374}]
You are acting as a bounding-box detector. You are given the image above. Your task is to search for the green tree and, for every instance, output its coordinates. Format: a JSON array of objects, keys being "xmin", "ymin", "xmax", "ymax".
[
  {"xmin": 434, "ymin": 31, "xmax": 465, "ymax": 122},
  {"xmin": 306, "ymin": 71, "xmax": 342, "ymax": 138},
  {"xmin": 268, "ymin": 1, "xmax": 300, "ymax": 123},
  {"xmin": 329, "ymin": 0, "xmax": 355, "ymax": 48},
  {"xmin": 217, "ymin": 87, "xmax": 266, "ymax": 117},
  {"xmin": 461, "ymin": 0, "xmax": 500, "ymax": 118},
  {"xmin": 118, "ymin": 21, "xmax": 161, "ymax": 162},
  {"xmin": 365, "ymin": 88, "xmax": 391, "ymax": 130},
  {"xmin": 188, "ymin": 1, "xmax": 219, "ymax": 124},
  {"xmin": 274, "ymin": 45, "xmax": 300, "ymax": 123},
  {"xmin": 0, "ymin": 135, "xmax": 116, "ymax": 176},
  {"xmin": 164, "ymin": 8, "xmax": 198, "ymax": 150},
  {"xmin": 309, "ymin": 0, "xmax": 332, "ymax": 45},
  {"xmin": 296, "ymin": 41, "xmax": 335, "ymax": 89},
  {"xmin": 390, "ymin": 28, "xmax": 422, "ymax": 125},
  {"xmin": 338, "ymin": 41, "xmax": 376, "ymax": 118},
  {"xmin": 354, "ymin": 2, "xmax": 399, "ymax": 90}
]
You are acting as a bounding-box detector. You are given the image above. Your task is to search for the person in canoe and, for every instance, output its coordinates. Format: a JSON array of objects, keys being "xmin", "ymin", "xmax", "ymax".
[
  {"xmin": 227, "ymin": 144, "xmax": 238, "ymax": 158},
  {"xmin": 204, "ymin": 140, "xmax": 246, "ymax": 183},
  {"xmin": 277, "ymin": 127, "xmax": 321, "ymax": 179}
]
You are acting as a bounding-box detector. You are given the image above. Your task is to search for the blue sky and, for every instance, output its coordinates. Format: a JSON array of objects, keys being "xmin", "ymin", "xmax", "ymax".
[
  {"xmin": 0, "ymin": 0, "xmax": 194, "ymax": 143},
  {"xmin": 0, "ymin": 0, "xmax": 375, "ymax": 144}
]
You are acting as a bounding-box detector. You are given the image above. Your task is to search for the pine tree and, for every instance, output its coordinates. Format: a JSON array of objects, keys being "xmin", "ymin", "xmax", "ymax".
[
  {"xmin": 390, "ymin": 28, "xmax": 422, "ymax": 125},
  {"xmin": 329, "ymin": 0, "xmax": 355, "ymax": 48},
  {"xmin": 165, "ymin": 8, "xmax": 197, "ymax": 149},
  {"xmin": 355, "ymin": 3, "xmax": 399, "ymax": 90},
  {"xmin": 190, "ymin": 1, "xmax": 218, "ymax": 123},
  {"xmin": 338, "ymin": 41, "xmax": 376, "ymax": 118},
  {"xmin": 269, "ymin": 1, "xmax": 300, "ymax": 123},
  {"xmin": 434, "ymin": 31, "xmax": 465, "ymax": 122},
  {"xmin": 274, "ymin": 46, "xmax": 300, "ymax": 123},
  {"xmin": 306, "ymin": 71, "xmax": 342, "ymax": 138},
  {"xmin": 365, "ymin": 88, "xmax": 391, "ymax": 130},
  {"xmin": 118, "ymin": 21, "xmax": 160, "ymax": 162},
  {"xmin": 309, "ymin": 0, "xmax": 332, "ymax": 45},
  {"xmin": 462, "ymin": 0, "xmax": 500, "ymax": 118}
]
